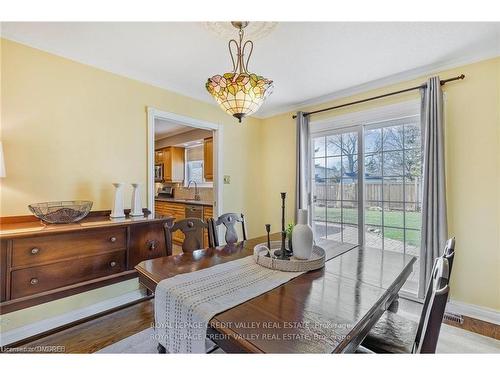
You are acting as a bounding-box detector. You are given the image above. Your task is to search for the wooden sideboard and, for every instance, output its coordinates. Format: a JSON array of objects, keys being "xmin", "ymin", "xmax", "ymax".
[{"xmin": 0, "ymin": 211, "xmax": 173, "ymax": 314}]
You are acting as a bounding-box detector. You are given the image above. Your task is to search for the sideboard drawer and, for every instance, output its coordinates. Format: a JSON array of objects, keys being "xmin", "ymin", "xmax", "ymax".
[
  {"xmin": 10, "ymin": 251, "xmax": 126, "ymax": 299},
  {"xmin": 128, "ymin": 222, "xmax": 168, "ymax": 266},
  {"xmin": 12, "ymin": 228, "xmax": 127, "ymax": 268}
]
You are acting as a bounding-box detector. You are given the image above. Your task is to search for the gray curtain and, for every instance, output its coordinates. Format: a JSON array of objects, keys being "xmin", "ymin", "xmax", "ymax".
[
  {"xmin": 295, "ymin": 111, "xmax": 311, "ymax": 223},
  {"xmin": 419, "ymin": 76, "xmax": 448, "ymax": 298}
]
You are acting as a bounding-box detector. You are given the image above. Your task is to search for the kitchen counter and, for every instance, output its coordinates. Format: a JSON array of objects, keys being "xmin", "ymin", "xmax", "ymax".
[{"xmin": 154, "ymin": 197, "xmax": 213, "ymax": 207}]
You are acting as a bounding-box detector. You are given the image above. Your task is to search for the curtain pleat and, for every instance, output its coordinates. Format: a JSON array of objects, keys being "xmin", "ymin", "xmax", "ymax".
[
  {"xmin": 419, "ymin": 77, "xmax": 448, "ymax": 298},
  {"xmin": 295, "ymin": 112, "xmax": 311, "ymax": 223}
]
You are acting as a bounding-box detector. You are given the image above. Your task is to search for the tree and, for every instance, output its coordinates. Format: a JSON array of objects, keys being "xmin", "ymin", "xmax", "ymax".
[
  {"xmin": 370, "ymin": 125, "xmax": 421, "ymax": 181},
  {"xmin": 326, "ymin": 134, "xmax": 358, "ymax": 176}
]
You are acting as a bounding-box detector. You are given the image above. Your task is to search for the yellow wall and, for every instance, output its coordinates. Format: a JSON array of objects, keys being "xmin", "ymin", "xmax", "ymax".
[
  {"xmin": 0, "ymin": 38, "xmax": 264, "ymax": 331},
  {"xmin": 0, "ymin": 38, "xmax": 264, "ymax": 236},
  {"xmin": 261, "ymin": 57, "xmax": 500, "ymax": 310}
]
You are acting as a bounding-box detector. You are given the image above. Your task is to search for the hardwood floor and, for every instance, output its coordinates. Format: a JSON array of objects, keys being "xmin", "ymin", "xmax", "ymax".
[
  {"xmin": 9, "ymin": 300, "xmax": 154, "ymax": 353},
  {"xmin": 445, "ymin": 315, "xmax": 500, "ymax": 340},
  {"xmin": 5, "ymin": 295, "xmax": 499, "ymax": 354}
]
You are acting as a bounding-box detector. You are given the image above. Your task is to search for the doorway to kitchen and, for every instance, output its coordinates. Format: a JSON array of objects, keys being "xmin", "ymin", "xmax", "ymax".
[{"xmin": 146, "ymin": 108, "xmax": 222, "ymax": 223}]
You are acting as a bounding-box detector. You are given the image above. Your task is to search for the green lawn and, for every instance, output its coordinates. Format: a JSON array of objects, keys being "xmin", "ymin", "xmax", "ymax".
[{"xmin": 314, "ymin": 206, "xmax": 421, "ymax": 246}]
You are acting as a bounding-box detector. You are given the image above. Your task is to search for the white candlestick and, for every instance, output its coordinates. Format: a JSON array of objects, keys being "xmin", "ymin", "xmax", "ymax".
[
  {"xmin": 130, "ymin": 183, "xmax": 143, "ymax": 217},
  {"xmin": 110, "ymin": 182, "xmax": 126, "ymax": 218}
]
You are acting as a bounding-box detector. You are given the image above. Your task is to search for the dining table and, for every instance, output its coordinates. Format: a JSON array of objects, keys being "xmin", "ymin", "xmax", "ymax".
[{"xmin": 135, "ymin": 232, "xmax": 416, "ymax": 353}]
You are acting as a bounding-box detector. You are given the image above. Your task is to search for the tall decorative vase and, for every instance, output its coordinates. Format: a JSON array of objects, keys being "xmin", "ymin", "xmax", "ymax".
[
  {"xmin": 130, "ymin": 183, "xmax": 143, "ymax": 217},
  {"xmin": 110, "ymin": 182, "xmax": 126, "ymax": 218},
  {"xmin": 292, "ymin": 209, "xmax": 313, "ymax": 260}
]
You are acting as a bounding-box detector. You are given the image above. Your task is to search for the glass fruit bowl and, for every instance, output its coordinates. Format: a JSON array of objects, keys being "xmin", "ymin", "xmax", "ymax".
[{"xmin": 28, "ymin": 201, "xmax": 93, "ymax": 224}]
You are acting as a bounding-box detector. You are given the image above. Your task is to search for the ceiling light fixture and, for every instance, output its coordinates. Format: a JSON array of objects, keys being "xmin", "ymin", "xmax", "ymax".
[{"xmin": 205, "ymin": 21, "xmax": 274, "ymax": 123}]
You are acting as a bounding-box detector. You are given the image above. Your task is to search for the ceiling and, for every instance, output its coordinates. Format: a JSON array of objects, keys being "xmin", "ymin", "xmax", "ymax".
[
  {"xmin": 2, "ymin": 22, "xmax": 499, "ymax": 118},
  {"xmin": 155, "ymin": 119, "xmax": 192, "ymax": 139}
]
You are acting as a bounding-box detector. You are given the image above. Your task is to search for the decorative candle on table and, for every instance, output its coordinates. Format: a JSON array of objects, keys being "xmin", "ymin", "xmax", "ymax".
[
  {"xmin": 130, "ymin": 183, "xmax": 143, "ymax": 217},
  {"xmin": 110, "ymin": 182, "xmax": 125, "ymax": 218},
  {"xmin": 264, "ymin": 224, "xmax": 272, "ymax": 257},
  {"xmin": 276, "ymin": 192, "xmax": 291, "ymax": 260}
]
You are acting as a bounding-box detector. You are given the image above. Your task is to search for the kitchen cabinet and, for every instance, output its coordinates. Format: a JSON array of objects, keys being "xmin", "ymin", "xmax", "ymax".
[
  {"xmin": 162, "ymin": 146, "xmax": 185, "ymax": 183},
  {"xmin": 155, "ymin": 200, "xmax": 214, "ymax": 248},
  {"xmin": 155, "ymin": 201, "xmax": 185, "ymax": 244},
  {"xmin": 155, "ymin": 150, "xmax": 164, "ymax": 164},
  {"xmin": 204, "ymin": 137, "xmax": 213, "ymax": 181},
  {"xmin": 203, "ymin": 205, "xmax": 214, "ymax": 248}
]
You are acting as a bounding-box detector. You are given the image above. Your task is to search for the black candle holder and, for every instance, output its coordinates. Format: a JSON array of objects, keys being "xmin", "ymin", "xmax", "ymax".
[
  {"xmin": 265, "ymin": 224, "xmax": 271, "ymax": 257},
  {"xmin": 273, "ymin": 192, "xmax": 293, "ymax": 260}
]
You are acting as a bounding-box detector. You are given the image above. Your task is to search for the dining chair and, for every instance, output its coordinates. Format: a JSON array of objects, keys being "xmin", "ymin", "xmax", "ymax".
[
  {"xmin": 164, "ymin": 218, "xmax": 212, "ymax": 253},
  {"xmin": 360, "ymin": 256, "xmax": 450, "ymax": 354},
  {"xmin": 209, "ymin": 213, "xmax": 248, "ymax": 246},
  {"xmin": 409, "ymin": 236, "xmax": 456, "ymax": 350},
  {"xmin": 443, "ymin": 237, "xmax": 455, "ymax": 275}
]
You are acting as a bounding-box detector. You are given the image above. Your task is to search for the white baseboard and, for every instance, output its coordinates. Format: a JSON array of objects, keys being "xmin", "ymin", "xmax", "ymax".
[
  {"xmin": 0, "ymin": 289, "xmax": 146, "ymax": 347},
  {"xmin": 447, "ymin": 300, "xmax": 500, "ymax": 325}
]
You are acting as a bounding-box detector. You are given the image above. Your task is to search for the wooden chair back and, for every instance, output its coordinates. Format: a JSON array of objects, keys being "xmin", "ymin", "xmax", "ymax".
[
  {"xmin": 412, "ymin": 256, "xmax": 450, "ymax": 353},
  {"xmin": 210, "ymin": 213, "xmax": 248, "ymax": 246},
  {"xmin": 164, "ymin": 218, "xmax": 210, "ymax": 253},
  {"xmin": 443, "ymin": 237, "xmax": 455, "ymax": 275}
]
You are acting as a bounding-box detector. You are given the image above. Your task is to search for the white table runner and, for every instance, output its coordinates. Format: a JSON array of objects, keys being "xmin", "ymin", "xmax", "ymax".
[{"xmin": 154, "ymin": 242, "xmax": 352, "ymax": 353}]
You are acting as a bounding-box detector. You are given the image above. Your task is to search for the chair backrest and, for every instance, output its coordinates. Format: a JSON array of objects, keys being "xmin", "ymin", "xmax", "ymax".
[
  {"xmin": 443, "ymin": 237, "xmax": 455, "ymax": 276},
  {"xmin": 412, "ymin": 256, "xmax": 450, "ymax": 354},
  {"xmin": 164, "ymin": 218, "xmax": 210, "ymax": 253},
  {"xmin": 414, "ymin": 237, "xmax": 455, "ymax": 347},
  {"xmin": 210, "ymin": 213, "xmax": 247, "ymax": 246}
]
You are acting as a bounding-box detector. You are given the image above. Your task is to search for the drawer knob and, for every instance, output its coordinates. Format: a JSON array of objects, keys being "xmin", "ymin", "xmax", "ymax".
[
  {"xmin": 109, "ymin": 261, "xmax": 117, "ymax": 267},
  {"xmin": 30, "ymin": 278, "xmax": 39, "ymax": 285},
  {"xmin": 110, "ymin": 236, "xmax": 117, "ymax": 243},
  {"xmin": 147, "ymin": 240, "xmax": 158, "ymax": 251},
  {"xmin": 31, "ymin": 248, "xmax": 40, "ymax": 255}
]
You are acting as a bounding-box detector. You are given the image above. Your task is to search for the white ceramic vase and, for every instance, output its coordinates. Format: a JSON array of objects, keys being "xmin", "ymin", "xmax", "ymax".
[
  {"xmin": 292, "ymin": 209, "xmax": 313, "ymax": 260},
  {"xmin": 130, "ymin": 183, "xmax": 143, "ymax": 217},
  {"xmin": 110, "ymin": 182, "xmax": 126, "ymax": 218}
]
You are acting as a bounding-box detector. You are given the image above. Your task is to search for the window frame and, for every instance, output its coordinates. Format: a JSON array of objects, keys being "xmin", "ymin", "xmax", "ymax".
[{"xmin": 183, "ymin": 145, "xmax": 213, "ymax": 188}]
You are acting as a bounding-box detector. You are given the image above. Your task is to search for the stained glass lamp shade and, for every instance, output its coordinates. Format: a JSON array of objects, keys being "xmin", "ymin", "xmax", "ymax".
[{"xmin": 206, "ymin": 22, "xmax": 274, "ymax": 123}]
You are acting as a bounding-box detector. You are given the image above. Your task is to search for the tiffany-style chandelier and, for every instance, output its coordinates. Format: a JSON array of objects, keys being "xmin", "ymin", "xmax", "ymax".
[{"xmin": 206, "ymin": 21, "xmax": 274, "ymax": 123}]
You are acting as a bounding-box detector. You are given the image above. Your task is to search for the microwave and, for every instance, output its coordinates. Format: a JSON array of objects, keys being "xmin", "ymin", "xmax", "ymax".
[{"xmin": 154, "ymin": 163, "xmax": 164, "ymax": 182}]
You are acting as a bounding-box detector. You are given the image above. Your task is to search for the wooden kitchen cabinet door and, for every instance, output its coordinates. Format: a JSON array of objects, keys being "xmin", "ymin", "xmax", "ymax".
[
  {"xmin": 162, "ymin": 147, "xmax": 184, "ymax": 183},
  {"xmin": 155, "ymin": 150, "xmax": 163, "ymax": 164},
  {"xmin": 204, "ymin": 137, "xmax": 213, "ymax": 181},
  {"xmin": 170, "ymin": 147, "xmax": 185, "ymax": 182},
  {"xmin": 203, "ymin": 205, "xmax": 214, "ymax": 248},
  {"xmin": 163, "ymin": 148, "xmax": 172, "ymax": 181}
]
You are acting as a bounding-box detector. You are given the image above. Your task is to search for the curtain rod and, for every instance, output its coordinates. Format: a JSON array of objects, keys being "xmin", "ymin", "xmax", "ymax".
[{"xmin": 292, "ymin": 74, "xmax": 465, "ymax": 119}]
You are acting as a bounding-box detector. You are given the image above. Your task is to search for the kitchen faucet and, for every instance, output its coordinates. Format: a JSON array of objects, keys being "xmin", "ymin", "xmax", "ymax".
[{"xmin": 187, "ymin": 180, "xmax": 201, "ymax": 201}]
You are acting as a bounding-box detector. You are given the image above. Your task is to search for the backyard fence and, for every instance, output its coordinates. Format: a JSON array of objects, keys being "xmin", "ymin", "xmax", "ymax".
[{"xmin": 314, "ymin": 180, "xmax": 421, "ymax": 211}]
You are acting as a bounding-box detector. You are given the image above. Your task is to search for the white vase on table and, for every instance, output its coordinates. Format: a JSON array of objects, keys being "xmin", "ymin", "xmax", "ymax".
[
  {"xmin": 130, "ymin": 183, "xmax": 143, "ymax": 217},
  {"xmin": 110, "ymin": 182, "xmax": 126, "ymax": 218},
  {"xmin": 292, "ymin": 209, "xmax": 313, "ymax": 260}
]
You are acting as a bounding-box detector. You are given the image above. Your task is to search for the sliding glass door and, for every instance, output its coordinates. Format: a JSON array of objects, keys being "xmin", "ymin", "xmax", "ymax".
[
  {"xmin": 311, "ymin": 114, "xmax": 422, "ymax": 295},
  {"xmin": 312, "ymin": 126, "xmax": 363, "ymax": 246},
  {"xmin": 363, "ymin": 116, "xmax": 422, "ymax": 293}
]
